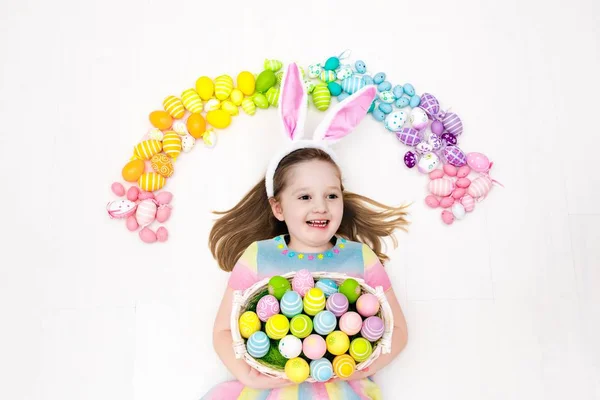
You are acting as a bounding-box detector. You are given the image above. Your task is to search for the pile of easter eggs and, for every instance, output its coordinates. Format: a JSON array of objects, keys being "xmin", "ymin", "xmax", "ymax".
[{"xmin": 238, "ymin": 270, "xmax": 386, "ymax": 384}]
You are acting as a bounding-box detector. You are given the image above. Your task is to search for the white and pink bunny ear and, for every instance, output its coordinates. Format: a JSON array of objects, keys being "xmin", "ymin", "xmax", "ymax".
[
  {"xmin": 312, "ymin": 85, "xmax": 377, "ymax": 143},
  {"xmin": 279, "ymin": 62, "xmax": 307, "ymax": 142}
]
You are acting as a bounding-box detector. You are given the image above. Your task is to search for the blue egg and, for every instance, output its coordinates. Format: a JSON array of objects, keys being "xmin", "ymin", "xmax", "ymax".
[
  {"xmin": 280, "ymin": 291, "xmax": 303, "ymax": 318},
  {"xmin": 393, "ymin": 85, "xmax": 404, "ymax": 98},
  {"xmin": 373, "ymin": 73, "xmax": 386, "ymax": 84},
  {"xmin": 355, "ymin": 60, "xmax": 367, "ymax": 73},
  {"xmin": 310, "ymin": 358, "xmax": 333, "ymax": 382},
  {"xmin": 327, "ymin": 81, "xmax": 343, "ymax": 97},
  {"xmin": 403, "ymin": 83, "xmax": 415, "ymax": 96},
  {"xmin": 362, "ymin": 75, "xmax": 374, "ymax": 85},
  {"xmin": 313, "ymin": 310, "xmax": 337, "ymax": 335},
  {"xmin": 377, "ymin": 81, "xmax": 392, "ymax": 92},
  {"xmin": 246, "ymin": 331, "xmax": 270, "ymax": 358},
  {"xmin": 372, "ymin": 109, "xmax": 385, "ymax": 121},
  {"xmin": 315, "ymin": 279, "xmax": 338, "ymax": 297},
  {"xmin": 395, "ymin": 97, "xmax": 410, "ymax": 108},
  {"xmin": 409, "ymin": 94, "xmax": 421, "ymax": 108},
  {"xmin": 337, "ymin": 92, "xmax": 350, "ymax": 102},
  {"xmin": 378, "ymin": 103, "xmax": 393, "ymax": 114},
  {"xmin": 324, "ymin": 56, "xmax": 340, "ymax": 71}
]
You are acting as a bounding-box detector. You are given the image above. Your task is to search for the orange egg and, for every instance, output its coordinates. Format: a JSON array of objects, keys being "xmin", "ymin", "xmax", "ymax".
[
  {"xmin": 122, "ymin": 159, "xmax": 145, "ymax": 182},
  {"xmin": 186, "ymin": 113, "xmax": 206, "ymax": 139},
  {"xmin": 149, "ymin": 111, "xmax": 173, "ymax": 130}
]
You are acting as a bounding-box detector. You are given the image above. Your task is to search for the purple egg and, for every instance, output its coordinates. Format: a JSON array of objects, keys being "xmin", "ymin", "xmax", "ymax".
[
  {"xmin": 442, "ymin": 146, "xmax": 467, "ymax": 167},
  {"xmin": 361, "ymin": 316, "xmax": 384, "ymax": 342},
  {"xmin": 395, "ymin": 127, "xmax": 422, "ymax": 147},
  {"xmin": 404, "ymin": 151, "xmax": 417, "ymax": 168},
  {"xmin": 441, "ymin": 132, "xmax": 457, "ymax": 146},
  {"xmin": 419, "ymin": 93, "xmax": 440, "ymax": 117},
  {"xmin": 428, "ymin": 134, "xmax": 443, "ymax": 151},
  {"xmin": 442, "ymin": 112, "xmax": 463, "ymax": 136},
  {"xmin": 431, "ymin": 120, "xmax": 444, "ymax": 135},
  {"xmin": 326, "ymin": 293, "xmax": 349, "ymax": 317}
]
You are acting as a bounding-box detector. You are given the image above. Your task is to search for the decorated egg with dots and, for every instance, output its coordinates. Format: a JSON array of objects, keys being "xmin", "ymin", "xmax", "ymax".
[
  {"xmin": 265, "ymin": 314, "xmax": 289, "ymax": 340},
  {"xmin": 396, "ymin": 97, "xmax": 410, "ymax": 108},
  {"xmin": 361, "ymin": 316, "xmax": 384, "ymax": 342},
  {"xmin": 410, "ymin": 107, "xmax": 429, "ymax": 130},
  {"xmin": 392, "ymin": 85, "xmax": 404, "ymax": 98},
  {"xmin": 356, "ymin": 293, "xmax": 380, "ymax": 318},
  {"xmin": 291, "ymin": 269, "xmax": 314, "ymax": 297},
  {"xmin": 246, "ymin": 331, "xmax": 270, "ymax": 358},
  {"xmin": 285, "ymin": 357, "xmax": 310, "ymax": 383},
  {"xmin": 385, "ymin": 110, "xmax": 408, "ymax": 132},
  {"xmin": 268, "ymin": 276, "xmax": 291, "ymax": 300},
  {"xmin": 107, "ymin": 199, "xmax": 137, "ymax": 219},
  {"xmin": 256, "ymin": 294, "xmax": 280, "ymax": 322},
  {"xmin": 338, "ymin": 278, "xmax": 361, "ymax": 303},
  {"xmin": 339, "ymin": 311, "xmax": 363, "ymax": 336},
  {"xmin": 181, "ymin": 135, "xmax": 195, "ymax": 153},
  {"xmin": 308, "ymin": 63, "xmax": 323, "ymax": 78},
  {"xmin": 417, "ymin": 152, "xmax": 440, "ymax": 174},
  {"xmin": 466, "ymin": 152, "xmax": 491, "ymax": 173},
  {"xmin": 303, "ymin": 288, "xmax": 326, "ymax": 316},
  {"xmin": 410, "ymin": 95, "xmax": 421, "ymax": 108},
  {"xmin": 310, "ymin": 358, "xmax": 333, "ymax": 382},
  {"xmin": 377, "ymin": 81, "xmax": 392, "ymax": 92},
  {"xmin": 333, "ymin": 354, "xmax": 356, "ymax": 379},
  {"xmin": 372, "ymin": 109, "xmax": 385, "ymax": 122},
  {"xmin": 278, "ymin": 335, "xmax": 303, "ymax": 359},
  {"xmin": 403, "ymin": 151, "xmax": 417, "ymax": 169},
  {"xmin": 238, "ymin": 311, "xmax": 261, "ymax": 339},
  {"xmin": 441, "ymin": 132, "xmax": 457, "ymax": 146},
  {"xmin": 280, "ymin": 291, "xmax": 303, "ymax": 318},
  {"xmin": 302, "ymin": 334, "xmax": 327, "ymax": 360},
  {"xmin": 326, "ymin": 330, "xmax": 350, "ymax": 356},
  {"xmin": 349, "ymin": 338, "xmax": 373, "ymax": 362},
  {"xmin": 336, "ymin": 66, "xmax": 353, "ymax": 80},
  {"xmin": 326, "ymin": 293, "xmax": 349, "ymax": 317},
  {"xmin": 313, "ymin": 310, "xmax": 337, "ymax": 335},
  {"xmin": 378, "ymin": 91, "xmax": 395, "ymax": 104},
  {"xmin": 315, "ymin": 279, "xmax": 338, "ymax": 297},
  {"xmin": 355, "ymin": 60, "xmax": 367, "ymax": 73},
  {"xmin": 403, "ymin": 83, "xmax": 415, "ymax": 96},
  {"xmin": 373, "ymin": 72, "xmax": 386, "ymax": 84},
  {"xmin": 290, "ymin": 314, "xmax": 313, "ymax": 338}
]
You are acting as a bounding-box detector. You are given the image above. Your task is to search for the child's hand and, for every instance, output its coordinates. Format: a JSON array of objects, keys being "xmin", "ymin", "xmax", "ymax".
[{"xmin": 243, "ymin": 366, "xmax": 294, "ymax": 390}]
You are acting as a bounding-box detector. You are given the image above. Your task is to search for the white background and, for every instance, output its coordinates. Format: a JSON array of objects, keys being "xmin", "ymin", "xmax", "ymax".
[{"xmin": 1, "ymin": 0, "xmax": 599, "ymax": 399}]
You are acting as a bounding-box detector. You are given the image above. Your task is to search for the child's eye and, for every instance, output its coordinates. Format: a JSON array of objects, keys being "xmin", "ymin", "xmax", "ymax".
[
  {"xmin": 328, "ymin": 194, "xmax": 339, "ymax": 199},
  {"xmin": 299, "ymin": 195, "xmax": 310, "ymax": 200}
]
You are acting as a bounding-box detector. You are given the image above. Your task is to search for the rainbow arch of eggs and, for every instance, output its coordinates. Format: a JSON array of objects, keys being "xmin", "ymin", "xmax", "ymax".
[
  {"xmin": 106, "ymin": 51, "xmax": 499, "ymax": 242},
  {"xmin": 238, "ymin": 270, "xmax": 385, "ymax": 383}
]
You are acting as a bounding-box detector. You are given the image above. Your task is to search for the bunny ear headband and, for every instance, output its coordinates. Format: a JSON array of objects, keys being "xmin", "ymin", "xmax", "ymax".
[{"xmin": 265, "ymin": 62, "xmax": 377, "ymax": 198}]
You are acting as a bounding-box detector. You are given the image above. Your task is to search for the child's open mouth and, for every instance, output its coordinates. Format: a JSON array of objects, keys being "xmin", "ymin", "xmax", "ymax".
[{"xmin": 307, "ymin": 220, "xmax": 329, "ymax": 228}]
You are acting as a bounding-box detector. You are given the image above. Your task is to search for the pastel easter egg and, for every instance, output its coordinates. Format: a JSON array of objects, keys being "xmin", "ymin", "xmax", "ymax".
[
  {"xmin": 155, "ymin": 191, "xmax": 172, "ymax": 205},
  {"xmin": 214, "ymin": 75, "xmax": 233, "ymax": 100},
  {"xmin": 378, "ymin": 102, "xmax": 393, "ymax": 114},
  {"xmin": 239, "ymin": 311, "xmax": 261, "ymax": 339},
  {"xmin": 315, "ymin": 279, "xmax": 338, "ymax": 297},
  {"xmin": 442, "ymin": 210, "xmax": 455, "ymax": 225},
  {"xmin": 457, "ymin": 165, "xmax": 471, "ymax": 178},
  {"xmin": 341, "ymin": 76, "xmax": 365, "ymax": 94},
  {"xmin": 181, "ymin": 135, "xmax": 195, "ymax": 152},
  {"xmin": 416, "ymin": 141, "xmax": 433, "ymax": 155},
  {"xmin": 466, "ymin": 152, "xmax": 491, "ymax": 173},
  {"xmin": 395, "ymin": 97, "xmax": 410, "ymax": 108},
  {"xmin": 106, "ymin": 199, "xmax": 137, "ymax": 219},
  {"xmin": 126, "ymin": 215, "xmax": 138, "ymax": 231},
  {"xmin": 378, "ymin": 91, "xmax": 395, "ymax": 103},
  {"xmin": 443, "ymin": 164, "xmax": 458, "ymax": 177},
  {"xmin": 156, "ymin": 227, "xmax": 168, "ymax": 242},
  {"xmin": 431, "ymin": 120, "xmax": 444, "ymax": 135},
  {"xmin": 396, "ymin": 128, "xmax": 422, "ymax": 147},
  {"xmin": 268, "ymin": 276, "xmax": 291, "ymax": 300},
  {"xmin": 126, "ymin": 186, "xmax": 139, "ymax": 201},
  {"xmin": 312, "ymin": 84, "xmax": 331, "ymax": 111},
  {"xmin": 280, "ymin": 291, "xmax": 304, "ymax": 318},
  {"xmin": 291, "ymin": 269, "xmax": 314, "ymax": 297},
  {"xmin": 417, "ymin": 152, "xmax": 440, "ymax": 174},
  {"xmin": 349, "ymin": 338, "xmax": 373, "ymax": 362},
  {"xmin": 324, "ymin": 56, "xmax": 340, "ymax": 71},
  {"xmin": 303, "ymin": 288, "xmax": 326, "ymax": 316},
  {"xmin": 135, "ymin": 199, "xmax": 157, "ymax": 226},
  {"xmin": 429, "ymin": 169, "xmax": 444, "ymax": 180},
  {"xmin": 220, "ymin": 100, "xmax": 239, "ymax": 116},
  {"xmin": 265, "ymin": 314, "xmax": 289, "ymax": 340},
  {"xmin": 392, "ymin": 85, "xmax": 404, "ymax": 98},
  {"xmin": 204, "ymin": 98, "xmax": 220, "ymax": 112},
  {"xmin": 252, "ymin": 93, "xmax": 269, "ymax": 109},
  {"xmin": 139, "ymin": 227, "xmax": 157, "ymax": 243},
  {"xmin": 264, "ymin": 59, "xmax": 283, "ymax": 72},
  {"xmin": 246, "ymin": 331, "xmax": 270, "ymax": 358},
  {"xmin": 310, "ymin": 358, "xmax": 333, "ymax": 382},
  {"xmin": 355, "ymin": 60, "xmax": 367, "ymax": 73},
  {"xmin": 313, "ymin": 310, "xmax": 337, "ymax": 335},
  {"xmin": 326, "ymin": 293, "xmax": 349, "ymax": 317},
  {"xmin": 111, "ymin": 182, "xmax": 125, "ymax": 196},
  {"xmin": 195, "ymin": 76, "xmax": 214, "ymax": 100},
  {"xmin": 148, "ymin": 128, "xmax": 164, "ymax": 141},
  {"xmin": 172, "ymin": 120, "xmax": 188, "ymax": 136},
  {"xmin": 230, "ymin": 88, "xmax": 244, "ymax": 106},
  {"xmin": 133, "ymin": 140, "xmax": 162, "ymax": 160},
  {"xmin": 441, "ymin": 132, "xmax": 458, "ymax": 145},
  {"xmin": 304, "ymin": 79, "xmax": 315, "ymax": 94},
  {"xmin": 339, "ymin": 279, "xmax": 360, "ymax": 303},
  {"xmin": 419, "ymin": 93, "xmax": 440, "ymax": 117},
  {"xmin": 456, "ymin": 178, "xmax": 472, "ymax": 188},
  {"xmin": 442, "ymin": 112, "xmax": 463, "ymax": 136},
  {"xmin": 377, "ymin": 81, "xmax": 392, "ymax": 92},
  {"xmin": 373, "ymin": 72, "xmax": 386, "ymax": 84},
  {"xmin": 290, "ymin": 314, "xmax": 313, "ymax": 338},
  {"xmin": 162, "ymin": 131, "xmax": 182, "ymax": 160},
  {"xmin": 461, "ymin": 194, "xmax": 475, "ymax": 212},
  {"xmin": 452, "ymin": 203, "xmax": 466, "ymax": 220},
  {"xmin": 181, "ymin": 89, "xmax": 203, "ymax": 113},
  {"xmin": 138, "ymin": 172, "xmax": 166, "ymax": 192},
  {"xmin": 163, "ymin": 95, "xmax": 185, "ymax": 119},
  {"xmin": 356, "ymin": 293, "xmax": 380, "ymax": 318},
  {"xmin": 372, "ymin": 109, "xmax": 385, "ymax": 121},
  {"xmin": 326, "ymin": 331, "xmax": 350, "ymax": 356},
  {"xmin": 237, "ymin": 71, "xmax": 256, "ymax": 96},
  {"xmin": 257, "ymin": 295, "xmax": 280, "ymax": 322},
  {"xmin": 319, "ymin": 70, "xmax": 337, "ymax": 83},
  {"xmin": 150, "ymin": 153, "xmax": 174, "ymax": 178},
  {"xmin": 308, "ymin": 63, "xmax": 323, "ymax": 78},
  {"xmin": 339, "ymin": 311, "xmax": 363, "ymax": 336},
  {"xmin": 442, "ymin": 146, "xmax": 467, "ymax": 167},
  {"xmin": 468, "ymin": 175, "xmax": 493, "ymax": 199},
  {"xmin": 336, "ymin": 66, "xmax": 353, "ymax": 80},
  {"xmin": 327, "ymin": 81, "xmax": 343, "ymax": 96},
  {"xmin": 255, "ymin": 69, "xmax": 277, "ymax": 93},
  {"xmin": 206, "ymin": 110, "xmax": 232, "ymax": 129},
  {"xmin": 409, "ymin": 94, "xmax": 421, "ymax": 108},
  {"xmin": 403, "ymin": 83, "xmax": 415, "ymax": 96},
  {"xmin": 385, "ymin": 110, "xmax": 408, "ymax": 131},
  {"xmin": 278, "ymin": 335, "xmax": 303, "ymax": 359},
  {"xmin": 429, "ymin": 178, "xmax": 455, "ymax": 197},
  {"xmin": 202, "ymin": 129, "xmax": 217, "ymax": 148},
  {"xmin": 149, "ymin": 111, "xmax": 173, "ymax": 130},
  {"xmin": 156, "ymin": 206, "xmax": 171, "ymax": 223},
  {"xmin": 333, "ymin": 354, "xmax": 356, "ymax": 379},
  {"xmin": 425, "ymin": 195, "xmax": 440, "ymax": 208},
  {"xmin": 427, "ymin": 133, "xmax": 443, "ymax": 151},
  {"xmin": 186, "ymin": 113, "xmax": 206, "ymax": 139},
  {"xmin": 361, "ymin": 316, "xmax": 384, "ymax": 342},
  {"xmin": 302, "ymin": 334, "xmax": 327, "ymax": 360},
  {"xmin": 265, "ymin": 87, "xmax": 280, "ymax": 106},
  {"xmin": 410, "ymin": 107, "xmax": 429, "ymax": 130},
  {"xmin": 452, "ymin": 187, "xmax": 466, "ymax": 199},
  {"xmin": 285, "ymin": 357, "xmax": 310, "ymax": 384},
  {"xmin": 137, "ymin": 191, "xmax": 154, "ymax": 200},
  {"xmin": 439, "ymin": 196, "xmax": 455, "ymax": 208},
  {"xmin": 241, "ymin": 98, "xmax": 257, "ymax": 115}
]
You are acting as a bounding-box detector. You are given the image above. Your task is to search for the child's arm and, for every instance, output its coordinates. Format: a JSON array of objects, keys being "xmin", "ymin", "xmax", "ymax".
[{"xmin": 213, "ymin": 286, "xmax": 292, "ymax": 390}]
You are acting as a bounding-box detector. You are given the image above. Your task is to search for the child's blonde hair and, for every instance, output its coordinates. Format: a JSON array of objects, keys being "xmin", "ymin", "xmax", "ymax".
[{"xmin": 209, "ymin": 148, "xmax": 410, "ymax": 271}]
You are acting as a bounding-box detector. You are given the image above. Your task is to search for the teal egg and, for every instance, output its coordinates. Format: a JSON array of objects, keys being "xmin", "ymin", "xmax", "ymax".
[
  {"xmin": 324, "ymin": 56, "xmax": 340, "ymax": 71},
  {"xmin": 379, "ymin": 103, "xmax": 392, "ymax": 114},
  {"xmin": 378, "ymin": 81, "xmax": 392, "ymax": 92},
  {"xmin": 372, "ymin": 109, "xmax": 385, "ymax": 121},
  {"xmin": 315, "ymin": 279, "xmax": 338, "ymax": 297},
  {"xmin": 410, "ymin": 95, "xmax": 421, "ymax": 108},
  {"xmin": 280, "ymin": 291, "xmax": 303, "ymax": 318},
  {"xmin": 327, "ymin": 82, "xmax": 343, "ymax": 96},
  {"xmin": 395, "ymin": 97, "xmax": 410, "ymax": 108},
  {"xmin": 403, "ymin": 83, "xmax": 415, "ymax": 96},
  {"xmin": 310, "ymin": 358, "xmax": 333, "ymax": 382},
  {"xmin": 313, "ymin": 310, "xmax": 337, "ymax": 335},
  {"xmin": 246, "ymin": 331, "xmax": 270, "ymax": 358}
]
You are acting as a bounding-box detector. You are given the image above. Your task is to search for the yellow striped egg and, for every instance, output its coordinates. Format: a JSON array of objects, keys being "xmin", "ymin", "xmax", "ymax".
[
  {"xmin": 241, "ymin": 98, "xmax": 256, "ymax": 115},
  {"xmin": 265, "ymin": 314, "xmax": 289, "ymax": 340},
  {"xmin": 133, "ymin": 140, "xmax": 162, "ymax": 160},
  {"xmin": 214, "ymin": 75, "xmax": 233, "ymax": 100},
  {"xmin": 312, "ymin": 84, "xmax": 331, "ymax": 111},
  {"xmin": 163, "ymin": 96, "xmax": 185, "ymax": 119},
  {"xmin": 150, "ymin": 153, "xmax": 174, "ymax": 178},
  {"xmin": 332, "ymin": 354, "xmax": 356, "ymax": 379},
  {"xmin": 264, "ymin": 59, "xmax": 283, "ymax": 71},
  {"xmin": 319, "ymin": 70, "xmax": 337, "ymax": 83},
  {"xmin": 181, "ymin": 89, "xmax": 203, "ymax": 113},
  {"xmin": 138, "ymin": 172, "xmax": 166, "ymax": 192},
  {"xmin": 266, "ymin": 87, "xmax": 280, "ymax": 106},
  {"xmin": 236, "ymin": 71, "xmax": 255, "ymax": 96},
  {"xmin": 162, "ymin": 131, "xmax": 182, "ymax": 160},
  {"xmin": 303, "ymin": 288, "xmax": 326, "ymax": 316},
  {"xmin": 220, "ymin": 100, "xmax": 239, "ymax": 116},
  {"xmin": 195, "ymin": 76, "xmax": 214, "ymax": 100}
]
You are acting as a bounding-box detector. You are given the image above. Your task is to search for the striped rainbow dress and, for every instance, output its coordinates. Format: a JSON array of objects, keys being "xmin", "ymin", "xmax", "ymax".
[{"xmin": 202, "ymin": 234, "xmax": 392, "ymax": 400}]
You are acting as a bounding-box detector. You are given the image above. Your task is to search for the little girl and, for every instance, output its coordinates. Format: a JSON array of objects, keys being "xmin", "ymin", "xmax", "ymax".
[{"xmin": 202, "ymin": 63, "xmax": 409, "ymax": 400}]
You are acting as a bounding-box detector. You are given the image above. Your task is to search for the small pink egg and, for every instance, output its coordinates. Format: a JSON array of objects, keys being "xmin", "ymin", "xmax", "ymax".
[
  {"xmin": 127, "ymin": 186, "xmax": 139, "ymax": 201},
  {"xmin": 456, "ymin": 178, "xmax": 471, "ymax": 188},
  {"xmin": 339, "ymin": 312, "xmax": 363, "ymax": 336},
  {"xmin": 443, "ymin": 164, "xmax": 457, "ymax": 177},
  {"xmin": 126, "ymin": 215, "xmax": 138, "ymax": 231},
  {"xmin": 461, "ymin": 194, "xmax": 475, "ymax": 212},
  {"xmin": 138, "ymin": 191, "xmax": 155, "ymax": 200},
  {"xmin": 302, "ymin": 334, "xmax": 327, "ymax": 360},
  {"xmin": 429, "ymin": 169, "xmax": 444, "ymax": 180},
  {"xmin": 111, "ymin": 182, "xmax": 125, "ymax": 196},
  {"xmin": 156, "ymin": 206, "xmax": 171, "ymax": 223},
  {"xmin": 451, "ymin": 188, "xmax": 466, "ymax": 199},
  {"xmin": 457, "ymin": 165, "xmax": 471, "ymax": 178},
  {"xmin": 425, "ymin": 195, "xmax": 440, "ymax": 208},
  {"xmin": 439, "ymin": 196, "xmax": 455, "ymax": 208},
  {"xmin": 156, "ymin": 227, "xmax": 168, "ymax": 242},
  {"xmin": 139, "ymin": 227, "xmax": 157, "ymax": 243},
  {"xmin": 441, "ymin": 210, "xmax": 455, "ymax": 225},
  {"xmin": 156, "ymin": 191, "xmax": 173, "ymax": 205},
  {"xmin": 356, "ymin": 293, "xmax": 380, "ymax": 317}
]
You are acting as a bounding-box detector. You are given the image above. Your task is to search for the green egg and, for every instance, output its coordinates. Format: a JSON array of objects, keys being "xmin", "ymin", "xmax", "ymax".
[
  {"xmin": 255, "ymin": 69, "xmax": 277, "ymax": 93},
  {"xmin": 339, "ymin": 278, "xmax": 360, "ymax": 303},
  {"xmin": 252, "ymin": 93, "xmax": 269, "ymax": 109},
  {"xmin": 268, "ymin": 276, "xmax": 291, "ymax": 300}
]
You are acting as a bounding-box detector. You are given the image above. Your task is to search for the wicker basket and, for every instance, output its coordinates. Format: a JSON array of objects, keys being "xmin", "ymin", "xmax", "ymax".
[{"xmin": 231, "ymin": 271, "xmax": 394, "ymax": 382}]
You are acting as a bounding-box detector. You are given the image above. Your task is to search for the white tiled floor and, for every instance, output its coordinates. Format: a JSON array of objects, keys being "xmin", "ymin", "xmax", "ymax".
[{"xmin": 1, "ymin": 0, "xmax": 599, "ymax": 399}]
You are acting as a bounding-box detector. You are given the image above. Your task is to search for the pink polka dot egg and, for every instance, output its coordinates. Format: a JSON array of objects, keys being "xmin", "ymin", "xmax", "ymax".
[
  {"xmin": 292, "ymin": 269, "xmax": 314, "ymax": 297},
  {"xmin": 356, "ymin": 293, "xmax": 380, "ymax": 317},
  {"xmin": 256, "ymin": 294, "xmax": 280, "ymax": 322},
  {"xmin": 339, "ymin": 311, "xmax": 363, "ymax": 336}
]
